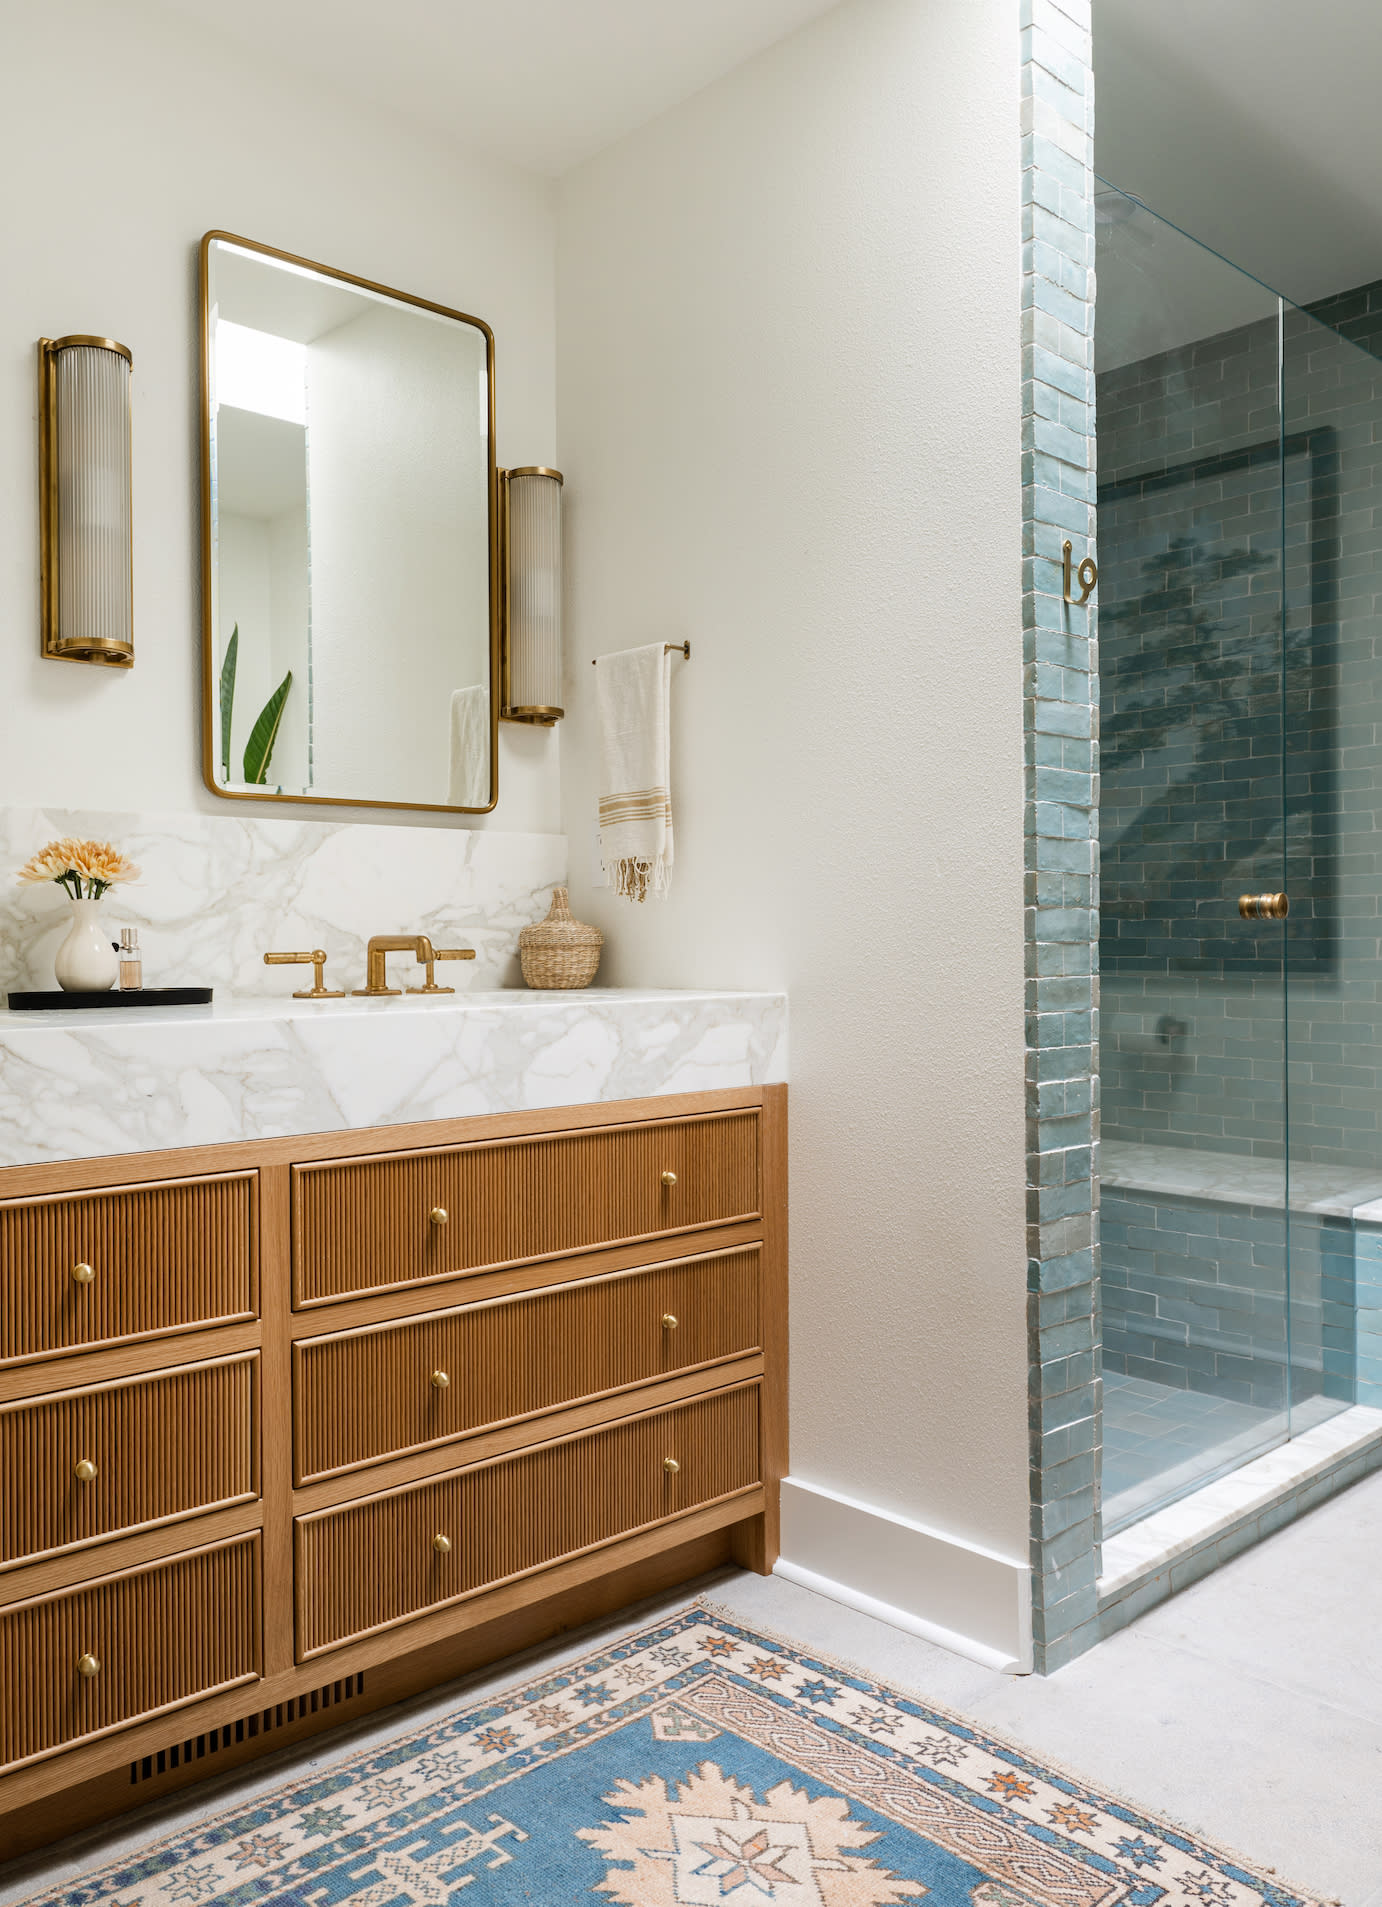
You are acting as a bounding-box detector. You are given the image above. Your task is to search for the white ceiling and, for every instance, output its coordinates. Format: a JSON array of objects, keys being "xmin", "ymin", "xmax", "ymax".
[
  {"xmin": 152, "ymin": 0, "xmax": 840, "ymax": 176},
  {"xmin": 1096, "ymin": 0, "xmax": 1382, "ymax": 307}
]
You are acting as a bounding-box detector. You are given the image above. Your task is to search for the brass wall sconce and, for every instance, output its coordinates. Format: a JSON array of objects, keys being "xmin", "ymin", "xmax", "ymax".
[
  {"xmin": 39, "ymin": 336, "xmax": 134, "ymax": 667},
  {"xmin": 499, "ymin": 466, "xmax": 563, "ymax": 724}
]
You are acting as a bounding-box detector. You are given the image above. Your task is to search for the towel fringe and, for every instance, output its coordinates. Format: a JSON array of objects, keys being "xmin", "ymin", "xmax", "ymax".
[{"xmin": 610, "ymin": 854, "xmax": 673, "ymax": 904}]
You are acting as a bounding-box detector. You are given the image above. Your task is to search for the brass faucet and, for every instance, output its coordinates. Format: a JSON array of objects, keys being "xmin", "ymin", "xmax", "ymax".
[{"xmin": 352, "ymin": 934, "xmax": 476, "ymax": 998}]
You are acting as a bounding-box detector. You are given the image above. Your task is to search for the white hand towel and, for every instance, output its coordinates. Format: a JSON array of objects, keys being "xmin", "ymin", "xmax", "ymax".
[
  {"xmin": 447, "ymin": 686, "xmax": 490, "ymax": 807},
  {"xmin": 595, "ymin": 643, "xmax": 674, "ymax": 902}
]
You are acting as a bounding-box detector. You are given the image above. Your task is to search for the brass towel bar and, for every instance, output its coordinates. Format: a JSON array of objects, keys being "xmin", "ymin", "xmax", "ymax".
[{"xmin": 592, "ymin": 643, "xmax": 690, "ymax": 665}]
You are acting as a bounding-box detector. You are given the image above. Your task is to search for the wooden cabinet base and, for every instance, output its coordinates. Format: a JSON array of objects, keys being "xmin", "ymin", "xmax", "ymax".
[
  {"xmin": 0, "ymin": 1512, "xmax": 760, "ymax": 1863},
  {"xmin": 0, "ymin": 1085, "xmax": 786, "ymax": 1860}
]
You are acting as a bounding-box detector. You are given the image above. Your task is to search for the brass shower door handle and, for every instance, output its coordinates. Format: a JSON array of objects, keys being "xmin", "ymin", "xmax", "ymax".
[{"xmin": 1238, "ymin": 893, "xmax": 1290, "ymax": 920}]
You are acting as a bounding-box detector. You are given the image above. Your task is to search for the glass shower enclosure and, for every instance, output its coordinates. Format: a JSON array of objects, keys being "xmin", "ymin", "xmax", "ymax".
[{"xmin": 1095, "ymin": 185, "xmax": 1382, "ymax": 1534}]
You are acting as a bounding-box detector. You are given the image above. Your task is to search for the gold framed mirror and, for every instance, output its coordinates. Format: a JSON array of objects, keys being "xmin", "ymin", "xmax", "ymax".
[{"xmin": 200, "ymin": 232, "xmax": 499, "ymax": 813}]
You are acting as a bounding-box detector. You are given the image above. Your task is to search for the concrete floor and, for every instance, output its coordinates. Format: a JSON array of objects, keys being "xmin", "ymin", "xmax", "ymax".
[{"xmin": 5, "ymin": 1468, "xmax": 1380, "ymax": 1905}]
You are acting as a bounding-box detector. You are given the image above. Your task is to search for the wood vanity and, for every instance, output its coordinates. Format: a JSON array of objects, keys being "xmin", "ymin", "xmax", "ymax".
[{"xmin": 0, "ymin": 1083, "xmax": 786, "ymax": 1855}]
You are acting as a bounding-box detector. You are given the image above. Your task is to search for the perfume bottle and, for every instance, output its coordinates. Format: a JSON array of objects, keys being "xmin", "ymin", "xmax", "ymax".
[{"xmin": 118, "ymin": 927, "xmax": 143, "ymax": 992}]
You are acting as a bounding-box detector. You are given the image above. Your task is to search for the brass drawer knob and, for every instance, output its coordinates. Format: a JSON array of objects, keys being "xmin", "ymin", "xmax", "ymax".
[
  {"xmin": 663, "ymin": 1456, "xmax": 680, "ymax": 1474},
  {"xmin": 661, "ymin": 1171, "xmax": 677, "ymax": 1188},
  {"xmin": 71, "ymin": 1262, "xmax": 95, "ymax": 1285},
  {"xmin": 430, "ymin": 1369, "xmax": 450, "ymax": 1390},
  {"xmin": 74, "ymin": 1458, "xmax": 98, "ymax": 1483},
  {"xmin": 77, "ymin": 1653, "xmax": 101, "ymax": 1679},
  {"xmin": 429, "ymin": 1207, "xmax": 449, "ymax": 1227},
  {"xmin": 662, "ymin": 1313, "xmax": 678, "ymax": 1331},
  {"xmin": 1238, "ymin": 892, "xmax": 1290, "ymax": 920},
  {"xmin": 433, "ymin": 1532, "xmax": 452, "ymax": 1554}
]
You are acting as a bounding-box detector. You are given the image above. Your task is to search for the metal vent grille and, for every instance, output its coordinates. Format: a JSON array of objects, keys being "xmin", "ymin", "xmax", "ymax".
[{"xmin": 129, "ymin": 1672, "xmax": 365, "ymax": 1784}]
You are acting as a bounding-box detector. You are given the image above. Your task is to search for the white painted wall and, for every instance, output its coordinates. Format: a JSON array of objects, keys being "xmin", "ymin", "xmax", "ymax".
[
  {"xmin": 556, "ymin": 0, "xmax": 1032, "ymax": 1652},
  {"xmin": 0, "ymin": 0, "xmax": 559, "ymax": 832}
]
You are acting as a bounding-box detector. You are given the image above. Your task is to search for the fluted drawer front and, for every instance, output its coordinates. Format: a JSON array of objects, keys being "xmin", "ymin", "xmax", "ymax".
[
  {"xmin": 296, "ymin": 1384, "xmax": 760, "ymax": 1656},
  {"xmin": 0, "ymin": 1536, "xmax": 261, "ymax": 1771},
  {"xmin": 295, "ymin": 1249, "xmax": 761, "ymax": 1482},
  {"xmin": 0, "ymin": 1175, "xmax": 256, "ymax": 1367},
  {"xmin": 292, "ymin": 1111, "xmax": 759, "ymax": 1305},
  {"xmin": 0, "ymin": 1355, "xmax": 259, "ymax": 1569}
]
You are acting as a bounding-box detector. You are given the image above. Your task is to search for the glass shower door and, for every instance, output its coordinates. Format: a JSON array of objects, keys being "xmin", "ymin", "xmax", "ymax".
[
  {"xmin": 1280, "ymin": 300, "xmax": 1382, "ymax": 1434},
  {"xmin": 1097, "ymin": 186, "xmax": 1294, "ymax": 1533}
]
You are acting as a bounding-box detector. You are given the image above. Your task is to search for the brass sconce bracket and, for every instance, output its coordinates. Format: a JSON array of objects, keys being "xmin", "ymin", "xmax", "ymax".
[{"xmin": 1062, "ymin": 540, "xmax": 1098, "ymax": 607}]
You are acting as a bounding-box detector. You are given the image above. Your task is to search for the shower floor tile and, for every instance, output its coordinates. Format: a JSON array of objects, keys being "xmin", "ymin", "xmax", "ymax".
[{"xmin": 1102, "ymin": 1371, "xmax": 1288, "ymax": 1534}]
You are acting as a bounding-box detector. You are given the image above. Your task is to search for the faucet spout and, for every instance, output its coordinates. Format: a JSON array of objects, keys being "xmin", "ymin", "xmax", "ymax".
[{"xmin": 352, "ymin": 933, "xmax": 475, "ymax": 997}]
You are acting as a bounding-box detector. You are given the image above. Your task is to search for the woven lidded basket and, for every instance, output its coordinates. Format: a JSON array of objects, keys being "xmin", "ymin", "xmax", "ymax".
[{"xmin": 519, "ymin": 887, "xmax": 603, "ymax": 989}]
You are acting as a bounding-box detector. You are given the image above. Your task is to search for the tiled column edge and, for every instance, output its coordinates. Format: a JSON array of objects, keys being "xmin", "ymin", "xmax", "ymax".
[{"xmin": 1020, "ymin": 0, "xmax": 1101, "ymax": 1673}]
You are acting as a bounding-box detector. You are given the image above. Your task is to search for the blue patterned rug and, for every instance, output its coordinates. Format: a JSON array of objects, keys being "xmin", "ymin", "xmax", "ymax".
[{"xmin": 29, "ymin": 1604, "xmax": 1320, "ymax": 1907}]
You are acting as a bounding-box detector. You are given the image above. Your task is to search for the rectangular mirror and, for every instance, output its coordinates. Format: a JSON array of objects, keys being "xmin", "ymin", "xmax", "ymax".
[{"xmin": 200, "ymin": 233, "xmax": 498, "ymax": 812}]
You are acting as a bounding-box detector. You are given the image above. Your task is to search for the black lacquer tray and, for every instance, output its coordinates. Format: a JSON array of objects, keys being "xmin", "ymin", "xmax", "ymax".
[{"xmin": 6, "ymin": 988, "xmax": 214, "ymax": 1011}]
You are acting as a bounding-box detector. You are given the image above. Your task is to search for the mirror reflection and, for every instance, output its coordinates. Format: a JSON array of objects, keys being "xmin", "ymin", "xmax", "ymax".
[{"xmin": 202, "ymin": 235, "xmax": 496, "ymax": 810}]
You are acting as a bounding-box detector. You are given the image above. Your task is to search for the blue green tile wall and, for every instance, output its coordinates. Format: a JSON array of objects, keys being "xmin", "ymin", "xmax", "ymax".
[{"xmin": 1021, "ymin": 0, "xmax": 1101, "ymax": 1673}]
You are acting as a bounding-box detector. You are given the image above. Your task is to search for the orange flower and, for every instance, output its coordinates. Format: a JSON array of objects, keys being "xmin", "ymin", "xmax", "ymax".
[{"xmin": 16, "ymin": 837, "xmax": 140, "ymax": 898}]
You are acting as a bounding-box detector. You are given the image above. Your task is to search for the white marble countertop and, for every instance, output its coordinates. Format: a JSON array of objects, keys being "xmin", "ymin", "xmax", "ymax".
[{"xmin": 0, "ymin": 987, "xmax": 787, "ymax": 1169}]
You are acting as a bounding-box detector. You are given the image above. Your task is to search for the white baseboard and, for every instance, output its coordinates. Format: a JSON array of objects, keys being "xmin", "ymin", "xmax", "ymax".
[{"xmin": 777, "ymin": 1475, "xmax": 1032, "ymax": 1674}]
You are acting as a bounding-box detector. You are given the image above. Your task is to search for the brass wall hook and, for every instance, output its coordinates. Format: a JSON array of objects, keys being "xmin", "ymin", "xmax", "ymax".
[{"xmin": 1062, "ymin": 541, "xmax": 1098, "ymax": 606}]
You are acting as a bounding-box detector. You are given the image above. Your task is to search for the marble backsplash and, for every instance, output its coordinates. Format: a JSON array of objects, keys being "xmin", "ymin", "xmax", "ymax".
[{"xmin": 0, "ymin": 808, "xmax": 568, "ymax": 998}]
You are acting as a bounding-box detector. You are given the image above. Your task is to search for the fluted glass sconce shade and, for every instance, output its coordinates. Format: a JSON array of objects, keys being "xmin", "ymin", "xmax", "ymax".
[
  {"xmin": 39, "ymin": 336, "xmax": 134, "ymax": 667},
  {"xmin": 500, "ymin": 466, "xmax": 563, "ymax": 723}
]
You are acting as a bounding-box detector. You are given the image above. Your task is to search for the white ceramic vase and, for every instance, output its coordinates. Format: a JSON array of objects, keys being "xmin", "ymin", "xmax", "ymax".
[{"xmin": 54, "ymin": 897, "xmax": 118, "ymax": 993}]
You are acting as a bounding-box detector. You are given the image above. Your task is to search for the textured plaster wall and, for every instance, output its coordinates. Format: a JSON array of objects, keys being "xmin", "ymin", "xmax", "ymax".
[
  {"xmin": 0, "ymin": 0, "xmax": 559, "ymax": 832},
  {"xmin": 556, "ymin": 0, "xmax": 1032, "ymax": 1572}
]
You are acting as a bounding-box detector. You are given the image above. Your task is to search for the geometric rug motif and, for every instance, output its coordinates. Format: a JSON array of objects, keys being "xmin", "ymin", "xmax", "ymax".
[{"xmin": 23, "ymin": 1604, "xmax": 1323, "ymax": 1907}]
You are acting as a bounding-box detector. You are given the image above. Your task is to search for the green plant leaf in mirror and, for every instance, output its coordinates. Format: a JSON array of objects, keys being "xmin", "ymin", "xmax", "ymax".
[{"xmin": 243, "ymin": 670, "xmax": 292, "ymax": 786}]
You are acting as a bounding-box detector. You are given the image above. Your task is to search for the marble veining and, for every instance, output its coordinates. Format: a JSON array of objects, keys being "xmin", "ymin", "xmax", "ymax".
[
  {"xmin": 1102, "ymin": 1137, "xmax": 1382, "ymax": 1217},
  {"xmin": 0, "ymin": 806, "xmax": 567, "ymax": 997},
  {"xmin": 0, "ymin": 989, "xmax": 788, "ymax": 1167}
]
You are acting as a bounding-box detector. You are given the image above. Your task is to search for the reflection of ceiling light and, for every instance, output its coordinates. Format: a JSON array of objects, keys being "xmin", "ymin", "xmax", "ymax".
[{"xmin": 215, "ymin": 320, "xmax": 306, "ymax": 424}]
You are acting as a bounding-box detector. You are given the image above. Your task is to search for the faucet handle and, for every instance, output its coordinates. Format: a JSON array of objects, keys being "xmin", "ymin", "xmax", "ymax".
[
  {"xmin": 263, "ymin": 949, "xmax": 346, "ymax": 999},
  {"xmin": 407, "ymin": 944, "xmax": 477, "ymax": 995}
]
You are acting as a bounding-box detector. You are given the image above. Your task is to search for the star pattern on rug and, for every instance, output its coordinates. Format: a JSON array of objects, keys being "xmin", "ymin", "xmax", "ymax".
[
  {"xmin": 692, "ymin": 1822, "xmax": 799, "ymax": 1895},
  {"xmin": 984, "ymin": 1771, "xmax": 1035, "ymax": 1801},
  {"xmin": 912, "ymin": 1732, "xmax": 970, "ymax": 1768},
  {"xmin": 1046, "ymin": 1803, "xmax": 1098, "ymax": 1835},
  {"xmin": 1180, "ymin": 1870, "xmax": 1237, "ymax": 1904},
  {"xmin": 228, "ymin": 1833, "xmax": 290, "ymax": 1869},
  {"xmin": 527, "ymin": 1702, "xmax": 575, "ymax": 1731},
  {"xmin": 1115, "ymin": 1834, "xmax": 1166, "ymax": 1868},
  {"xmin": 850, "ymin": 1705, "xmax": 903, "ymax": 1737},
  {"xmin": 297, "ymin": 1803, "xmax": 353, "ymax": 1840},
  {"xmin": 576, "ymin": 1762, "xmax": 926, "ymax": 1905}
]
